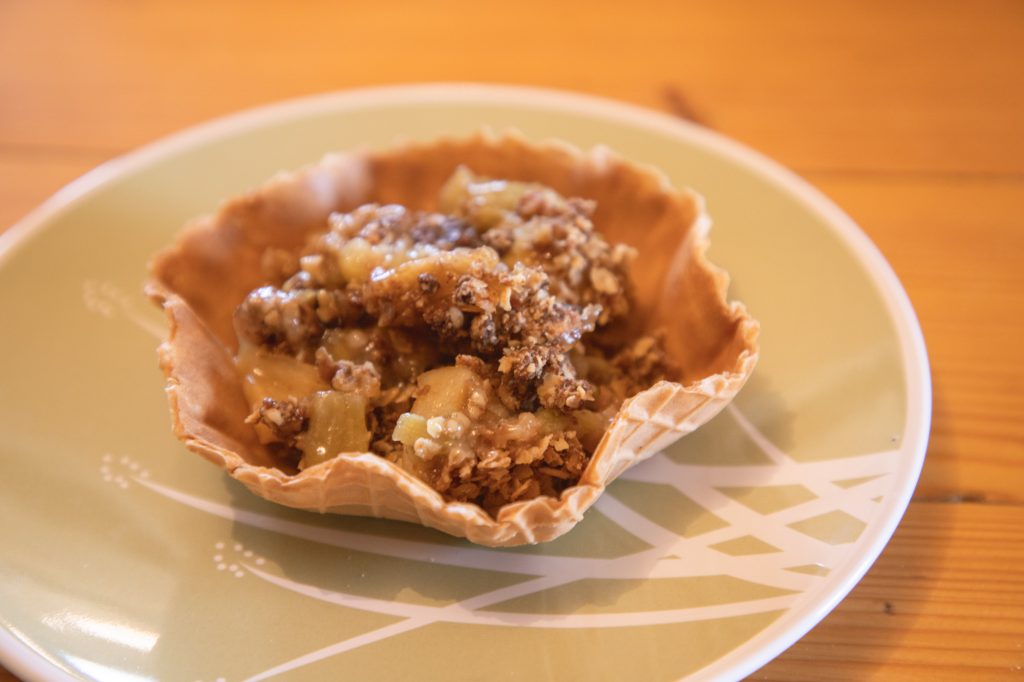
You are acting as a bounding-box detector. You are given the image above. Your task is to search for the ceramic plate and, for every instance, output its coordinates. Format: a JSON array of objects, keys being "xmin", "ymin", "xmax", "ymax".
[{"xmin": 0, "ymin": 84, "xmax": 930, "ymax": 682}]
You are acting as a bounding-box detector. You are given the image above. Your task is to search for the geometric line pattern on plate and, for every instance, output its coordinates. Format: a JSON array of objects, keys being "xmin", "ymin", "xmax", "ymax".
[
  {"xmin": 98, "ymin": 280, "xmax": 902, "ymax": 681},
  {"xmin": 126, "ymin": 415, "xmax": 899, "ymax": 682},
  {"xmin": 82, "ymin": 279, "xmax": 166, "ymax": 339}
]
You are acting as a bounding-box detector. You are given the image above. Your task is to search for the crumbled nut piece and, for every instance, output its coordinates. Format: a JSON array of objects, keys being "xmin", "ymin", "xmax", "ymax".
[
  {"xmin": 418, "ymin": 273, "xmax": 440, "ymax": 293},
  {"xmin": 612, "ymin": 333, "xmax": 675, "ymax": 391},
  {"xmin": 235, "ymin": 287, "xmax": 323, "ymax": 353},
  {"xmin": 331, "ymin": 361, "xmax": 381, "ymax": 398},
  {"xmin": 245, "ymin": 397, "xmax": 307, "ymax": 446},
  {"xmin": 235, "ymin": 282, "xmax": 365, "ymax": 356},
  {"xmin": 589, "ymin": 266, "xmax": 620, "ymax": 295},
  {"xmin": 454, "ymin": 275, "xmax": 489, "ymax": 310}
]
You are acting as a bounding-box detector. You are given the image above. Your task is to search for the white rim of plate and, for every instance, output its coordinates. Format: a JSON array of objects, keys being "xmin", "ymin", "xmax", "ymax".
[{"xmin": 0, "ymin": 83, "xmax": 931, "ymax": 682}]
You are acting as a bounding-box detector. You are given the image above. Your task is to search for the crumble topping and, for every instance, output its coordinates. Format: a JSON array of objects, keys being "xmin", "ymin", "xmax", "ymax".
[{"xmin": 234, "ymin": 167, "xmax": 675, "ymax": 515}]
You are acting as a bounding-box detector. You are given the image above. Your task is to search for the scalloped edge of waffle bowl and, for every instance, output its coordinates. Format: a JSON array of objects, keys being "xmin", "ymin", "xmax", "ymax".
[{"xmin": 147, "ymin": 130, "xmax": 759, "ymax": 547}]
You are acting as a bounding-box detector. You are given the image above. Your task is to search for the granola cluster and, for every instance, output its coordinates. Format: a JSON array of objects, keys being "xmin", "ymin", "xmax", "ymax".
[{"xmin": 233, "ymin": 168, "xmax": 674, "ymax": 515}]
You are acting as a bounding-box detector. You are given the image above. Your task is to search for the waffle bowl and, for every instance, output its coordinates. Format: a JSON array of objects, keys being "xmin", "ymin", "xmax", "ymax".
[{"xmin": 147, "ymin": 131, "xmax": 759, "ymax": 546}]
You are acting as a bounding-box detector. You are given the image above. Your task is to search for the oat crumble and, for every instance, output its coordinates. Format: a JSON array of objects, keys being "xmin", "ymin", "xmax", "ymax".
[{"xmin": 233, "ymin": 167, "xmax": 675, "ymax": 515}]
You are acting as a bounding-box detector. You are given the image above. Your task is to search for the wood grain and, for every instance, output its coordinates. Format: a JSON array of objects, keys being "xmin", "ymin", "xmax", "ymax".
[
  {"xmin": 751, "ymin": 502, "xmax": 1024, "ymax": 680},
  {"xmin": 0, "ymin": 152, "xmax": 108, "ymax": 230},
  {"xmin": 811, "ymin": 174, "xmax": 1024, "ymax": 503},
  {"xmin": 1, "ymin": 1, "xmax": 1021, "ymax": 680},
  {"xmin": 1, "ymin": 1, "xmax": 1022, "ymax": 174}
]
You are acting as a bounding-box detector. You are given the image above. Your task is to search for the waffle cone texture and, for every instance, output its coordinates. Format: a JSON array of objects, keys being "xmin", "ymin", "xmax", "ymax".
[{"xmin": 147, "ymin": 131, "xmax": 759, "ymax": 546}]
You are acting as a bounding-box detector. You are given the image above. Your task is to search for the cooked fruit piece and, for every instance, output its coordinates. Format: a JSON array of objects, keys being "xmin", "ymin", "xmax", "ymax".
[
  {"xmin": 392, "ymin": 412, "xmax": 429, "ymax": 447},
  {"xmin": 412, "ymin": 365, "xmax": 482, "ymax": 418},
  {"xmin": 438, "ymin": 165, "xmax": 531, "ymax": 229},
  {"xmin": 299, "ymin": 391, "xmax": 371, "ymax": 468},
  {"xmin": 237, "ymin": 348, "xmax": 327, "ymax": 405}
]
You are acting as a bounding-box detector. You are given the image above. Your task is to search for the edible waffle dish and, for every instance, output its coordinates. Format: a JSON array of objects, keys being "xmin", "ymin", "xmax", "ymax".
[{"xmin": 147, "ymin": 132, "xmax": 759, "ymax": 546}]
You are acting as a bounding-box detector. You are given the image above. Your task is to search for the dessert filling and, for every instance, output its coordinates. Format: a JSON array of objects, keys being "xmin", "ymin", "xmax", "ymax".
[{"xmin": 233, "ymin": 167, "xmax": 674, "ymax": 515}]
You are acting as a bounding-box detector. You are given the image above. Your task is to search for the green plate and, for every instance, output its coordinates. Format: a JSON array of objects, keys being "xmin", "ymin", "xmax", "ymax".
[{"xmin": 0, "ymin": 84, "xmax": 930, "ymax": 682}]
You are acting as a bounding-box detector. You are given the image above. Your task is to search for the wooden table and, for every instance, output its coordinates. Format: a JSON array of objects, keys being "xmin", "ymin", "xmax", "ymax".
[{"xmin": 2, "ymin": 1, "xmax": 1021, "ymax": 679}]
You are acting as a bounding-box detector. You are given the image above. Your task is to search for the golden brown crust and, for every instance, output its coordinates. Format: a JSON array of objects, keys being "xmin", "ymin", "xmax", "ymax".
[{"xmin": 147, "ymin": 131, "xmax": 759, "ymax": 546}]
